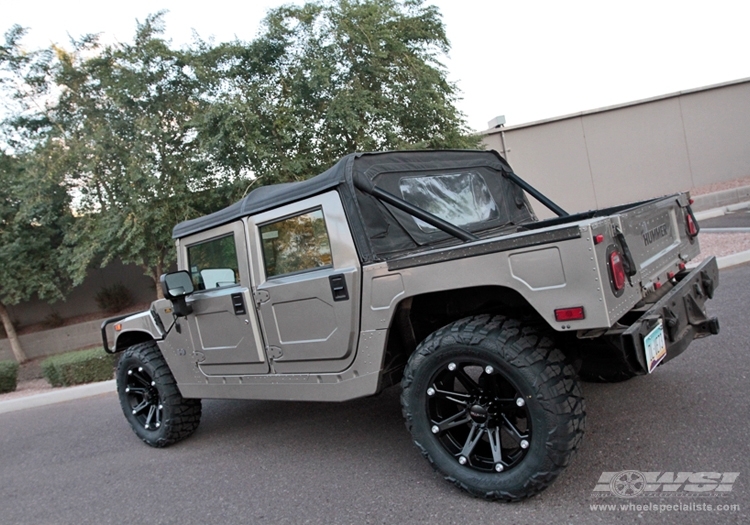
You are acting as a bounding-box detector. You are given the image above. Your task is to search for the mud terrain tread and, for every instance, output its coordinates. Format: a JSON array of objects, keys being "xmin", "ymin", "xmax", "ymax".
[
  {"xmin": 117, "ymin": 341, "xmax": 201, "ymax": 447},
  {"xmin": 401, "ymin": 314, "xmax": 585, "ymax": 501}
]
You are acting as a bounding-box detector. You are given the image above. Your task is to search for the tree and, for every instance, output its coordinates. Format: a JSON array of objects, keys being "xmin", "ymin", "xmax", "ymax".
[
  {"xmin": 0, "ymin": 27, "xmax": 72, "ymax": 362},
  {"xmin": 0, "ymin": 149, "xmax": 71, "ymax": 362},
  {"xmin": 46, "ymin": 14, "xmax": 244, "ymax": 297},
  {"xmin": 196, "ymin": 0, "xmax": 479, "ymax": 184}
]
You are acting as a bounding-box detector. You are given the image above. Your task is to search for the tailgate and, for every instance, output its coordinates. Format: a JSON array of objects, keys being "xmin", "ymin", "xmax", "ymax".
[{"xmin": 613, "ymin": 193, "xmax": 699, "ymax": 286}]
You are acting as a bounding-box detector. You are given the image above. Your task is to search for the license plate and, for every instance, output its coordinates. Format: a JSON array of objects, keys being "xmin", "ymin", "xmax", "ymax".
[{"xmin": 644, "ymin": 320, "xmax": 667, "ymax": 373}]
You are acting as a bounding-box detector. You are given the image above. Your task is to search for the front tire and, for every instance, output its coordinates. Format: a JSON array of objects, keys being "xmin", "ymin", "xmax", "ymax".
[
  {"xmin": 116, "ymin": 342, "xmax": 202, "ymax": 447},
  {"xmin": 401, "ymin": 315, "xmax": 585, "ymax": 501}
]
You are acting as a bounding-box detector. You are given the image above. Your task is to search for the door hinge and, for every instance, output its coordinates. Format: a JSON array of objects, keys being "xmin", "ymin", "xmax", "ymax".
[{"xmin": 253, "ymin": 289, "xmax": 270, "ymax": 307}]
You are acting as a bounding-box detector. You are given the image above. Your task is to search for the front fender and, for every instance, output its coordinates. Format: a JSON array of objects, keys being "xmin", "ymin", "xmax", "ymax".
[{"xmin": 102, "ymin": 308, "xmax": 165, "ymax": 353}]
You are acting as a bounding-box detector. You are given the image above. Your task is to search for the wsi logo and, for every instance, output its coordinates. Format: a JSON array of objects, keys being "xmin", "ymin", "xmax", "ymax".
[{"xmin": 593, "ymin": 471, "xmax": 740, "ymax": 498}]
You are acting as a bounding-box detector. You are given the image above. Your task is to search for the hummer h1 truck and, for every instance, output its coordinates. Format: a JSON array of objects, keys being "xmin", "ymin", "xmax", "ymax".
[{"xmin": 103, "ymin": 150, "xmax": 719, "ymax": 501}]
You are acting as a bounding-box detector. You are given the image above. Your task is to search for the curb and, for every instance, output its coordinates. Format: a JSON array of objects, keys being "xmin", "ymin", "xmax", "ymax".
[
  {"xmin": 691, "ymin": 186, "xmax": 750, "ymax": 212},
  {"xmin": 715, "ymin": 249, "xmax": 750, "ymax": 270},
  {"xmin": 0, "ymin": 380, "xmax": 115, "ymax": 415},
  {"xmin": 694, "ymin": 200, "xmax": 750, "ymax": 221}
]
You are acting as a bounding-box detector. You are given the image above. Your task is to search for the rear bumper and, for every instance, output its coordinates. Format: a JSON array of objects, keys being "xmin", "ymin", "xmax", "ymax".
[{"xmin": 621, "ymin": 256, "xmax": 720, "ymax": 373}]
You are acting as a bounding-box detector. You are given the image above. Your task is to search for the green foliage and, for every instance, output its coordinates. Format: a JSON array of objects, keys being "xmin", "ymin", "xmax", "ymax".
[
  {"xmin": 95, "ymin": 283, "xmax": 134, "ymax": 313},
  {"xmin": 43, "ymin": 14, "xmax": 244, "ymax": 289},
  {"xmin": 197, "ymin": 0, "xmax": 479, "ymax": 185},
  {"xmin": 0, "ymin": 360, "xmax": 19, "ymax": 393},
  {"xmin": 2, "ymin": 1, "xmax": 477, "ymax": 313},
  {"xmin": 41, "ymin": 348, "xmax": 117, "ymax": 387}
]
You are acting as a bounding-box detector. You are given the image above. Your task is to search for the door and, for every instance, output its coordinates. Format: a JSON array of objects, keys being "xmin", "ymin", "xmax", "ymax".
[
  {"xmin": 180, "ymin": 221, "xmax": 269, "ymax": 376},
  {"xmin": 248, "ymin": 191, "xmax": 361, "ymax": 374}
]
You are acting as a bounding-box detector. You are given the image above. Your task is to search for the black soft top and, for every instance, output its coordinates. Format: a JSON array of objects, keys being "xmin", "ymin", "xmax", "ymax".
[{"xmin": 173, "ymin": 150, "xmax": 534, "ymax": 263}]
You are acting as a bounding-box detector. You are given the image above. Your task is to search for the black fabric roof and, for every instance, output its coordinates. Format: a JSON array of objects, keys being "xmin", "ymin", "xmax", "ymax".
[
  {"xmin": 172, "ymin": 150, "xmax": 533, "ymax": 264},
  {"xmin": 172, "ymin": 156, "xmax": 351, "ymax": 239}
]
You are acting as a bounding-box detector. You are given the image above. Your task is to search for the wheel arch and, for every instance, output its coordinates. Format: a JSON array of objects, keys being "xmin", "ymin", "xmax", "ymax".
[
  {"xmin": 378, "ymin": 285, "xmax": 540, "ymax": 389},
  {"xmin": 115, "ymin": 331, "xmax": 157, "ymax": 353}
]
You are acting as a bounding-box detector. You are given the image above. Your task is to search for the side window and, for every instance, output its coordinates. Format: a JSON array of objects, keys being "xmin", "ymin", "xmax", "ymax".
[
  {"xmin": 399, "ymin": 171, "xmax": 499, "ymax": 232},
  {"xmin": 187, "ymin": 234, "xmax": 240, "ymax": 291},
  {"xmin": 260, "ymin": 209, "xmax": 332, "ymax": 278}
]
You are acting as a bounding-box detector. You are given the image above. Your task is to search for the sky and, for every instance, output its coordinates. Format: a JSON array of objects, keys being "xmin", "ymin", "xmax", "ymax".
[{"xmin": 4, "ymin": 0, "xmax": 749, "ymax": 131}]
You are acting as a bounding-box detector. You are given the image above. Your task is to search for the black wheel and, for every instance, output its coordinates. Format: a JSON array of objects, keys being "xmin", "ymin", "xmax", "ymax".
[
  {"xmin": 401, "ymin": 315, "xmax": 585, "ymax": 501},
  {"xmin": 116, "ymin": 341, "xmax": 202, "ymax": 447}
]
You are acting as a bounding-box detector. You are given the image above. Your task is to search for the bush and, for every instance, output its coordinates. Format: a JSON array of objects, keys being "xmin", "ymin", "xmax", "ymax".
[
  {"xmin": 0, "ymin": 360, "xmax": 20, "ymax": 393},
  {"xmin": 41, "ymin": 348, "xmax": 118, "ymax": 387},
  {"xmin": 95, "ymin": 283, "xmax": 134, "ymax": 313},
  {"xmin": 44, "ymin": 312, "xmax": 65, "ymax": 329},
  {"xmin": 0, "ymin": 360, "xmax": 19, "ymax": 393}
]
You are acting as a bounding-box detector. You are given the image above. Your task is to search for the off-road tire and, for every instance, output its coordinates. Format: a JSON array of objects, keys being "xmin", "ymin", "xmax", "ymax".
[
  {"xmin": 401, "ymin": 314, "xmax": 586, "ymax": 501},
  {"xmin": 116, "ymin": 341, "xmax": 201, "ymax": 447}
]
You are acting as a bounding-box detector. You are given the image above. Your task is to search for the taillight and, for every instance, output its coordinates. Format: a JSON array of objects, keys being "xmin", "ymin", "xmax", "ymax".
[{"xmin": 609, "ymin": 250, "xmax": 626, "ymax": 291}]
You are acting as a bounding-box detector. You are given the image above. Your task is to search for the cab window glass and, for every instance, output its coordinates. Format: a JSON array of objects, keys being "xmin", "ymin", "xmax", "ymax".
[
  {"xmin": 187, "ymin": 234, "xmax": 240, "ymax": 291},
  {"xmin": 260, "ymin": 209, "xmax": 332, "ymax": 278}
]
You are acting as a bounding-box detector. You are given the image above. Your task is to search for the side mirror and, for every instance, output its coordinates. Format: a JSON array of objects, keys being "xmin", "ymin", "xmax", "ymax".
[
  {"xmin": 160, "ymin": 271, "xmax": 194, "ymax": 317},
  {"xmin": 161, "ymin": 271, "xmax": 195, "ymax": 299}
]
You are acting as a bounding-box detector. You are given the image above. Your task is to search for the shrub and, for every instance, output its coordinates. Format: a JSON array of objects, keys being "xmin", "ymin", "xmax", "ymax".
[
  {"xmin": 44, "ymin": 312, "xmax": 65, "ymax": 329},
  {"xmin": 95, "ymin": 283, "xmax": 134, "ymax": 313},
  {"xmin": 0, "ymin": 360, "xmax": 20, "ymax": 394},
  {"xmin": 41, "ymin": 348, "xmax": 118, "ymax": 387}
]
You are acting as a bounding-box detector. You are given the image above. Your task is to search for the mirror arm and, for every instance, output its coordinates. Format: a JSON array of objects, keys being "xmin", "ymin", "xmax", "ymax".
[{"xmin": 171, "ymin": 296, "xmax": 193, "ymax": 317}]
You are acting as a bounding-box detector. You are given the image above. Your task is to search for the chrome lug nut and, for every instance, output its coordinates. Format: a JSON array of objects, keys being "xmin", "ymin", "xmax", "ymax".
[
  {"xmin": 431, "ymin": 425, "xmax": 440, "ymax": 434},
  {"xmin": 427, "ymin": 387, "xmax": 436, "ymax": 397},
  {"xmin": 132, "ymin": 409, "xmax": 137, "ymax": 414},
  {"xmin": 155, "ymin": 423, "xmax": 160, "ymax": 428},
  {"xmin": 520, "ymin": 439, "xmax": 529, "ymax": 449},
  {"xmin": 494, "ymin": 463, "xmax": 504, "ymax": 472},
  {"xmin": 458, "ymin": 456, "xmax": 467, "ymax": 465},
  {"xmin": 125, "ymin": 387, "xmax": 130, "ymax": 393},
  {"xmin": 158, "ymin": 405, "xmax": 163, "ymax": 410},
  {"xmin": 127, "ymin": 370, "xmax": 133, "ymax": 376},
  {"xmin": 151, "ymin": 381, "xmax": 156, "ymax": 386},
  {"xmin": 448, "ymin": 363, "xmax": 457, "ymax": 371},
  {"xmin": 485, "ymin": 365, "xmax": 494, "ymax": 374},
  {"xmin": 516, "ymin": 397, "xmax": 526, "ymax": 407},
  {"xmin": 138, "ymin": 367, "xmax": 143, "ymax": 372},
  {"xmin": 144, "ymin": 424, "xmax": 149, "ymax": 429}
]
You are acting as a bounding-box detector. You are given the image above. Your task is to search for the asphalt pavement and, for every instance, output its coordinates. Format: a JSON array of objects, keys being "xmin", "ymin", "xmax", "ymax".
[
  {"xmin": 700, "ymin": 207, "xmax": 750, "ymax": 231},
  {"xmin": 1, "ymin": 263, "xmax": 748, "ymax": 525}
]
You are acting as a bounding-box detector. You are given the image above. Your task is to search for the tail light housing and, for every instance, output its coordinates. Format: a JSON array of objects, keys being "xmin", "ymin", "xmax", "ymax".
[{"xmin": 607, "ymin": 247, "xmax": 626, "ymax": 296}]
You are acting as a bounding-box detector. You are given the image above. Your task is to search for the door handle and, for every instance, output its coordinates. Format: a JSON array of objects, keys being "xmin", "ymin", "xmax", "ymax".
[
  {"xmin": 230, "ymin": 293, "xmax": 246, "ymax": 315},
  {"xmin": 329, "ymin": 274, "xmax": 349, "ymax": 301}
]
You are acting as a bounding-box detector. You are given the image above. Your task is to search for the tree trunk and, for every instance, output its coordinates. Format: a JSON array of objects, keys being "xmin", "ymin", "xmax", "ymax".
[
  {"xmin": 0, "ymin": 301, "xmax": 27, "ymax": 363},
  {"xmin": 155, "ymin": 259, "xmax": 164, "ymax": 300},
  {"xmin": 145, "ymin": 263, "xmax": 165, "ymax": 300}
]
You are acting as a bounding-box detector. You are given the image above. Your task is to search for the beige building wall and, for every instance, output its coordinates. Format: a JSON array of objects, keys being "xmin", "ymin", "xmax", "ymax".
[{"xmin": 481, "ymin": 78, "xmax": 750, "ymax": 217}]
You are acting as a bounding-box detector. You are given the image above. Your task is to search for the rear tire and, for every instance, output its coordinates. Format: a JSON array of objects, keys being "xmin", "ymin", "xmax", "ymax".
[
  {"xmin": 116, "ymin": 341, "xmax": 201, "ymax": 447},
  {"xmin": 401, "ymin": 315, "xmax": 585, "ymax": 501}
]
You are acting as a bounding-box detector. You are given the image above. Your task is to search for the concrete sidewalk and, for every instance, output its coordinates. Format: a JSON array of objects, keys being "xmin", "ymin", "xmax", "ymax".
[
  {"xmin": 2, "ymin": 198, "xmax": 750, "ymax": 416},
  {"xmin": 0, "ymin": 380, "xmax": 116, "ymax": 414}
]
